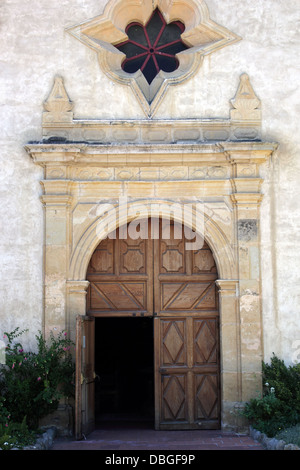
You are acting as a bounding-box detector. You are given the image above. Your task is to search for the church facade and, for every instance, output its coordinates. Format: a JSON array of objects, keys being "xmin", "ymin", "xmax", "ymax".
[{"xmin": 1, "ymin": 0, "xmax": 299, "ymax": 436}]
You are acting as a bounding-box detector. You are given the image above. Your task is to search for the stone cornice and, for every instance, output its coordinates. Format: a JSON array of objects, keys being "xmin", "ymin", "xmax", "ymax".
[{"xmin": 25, "ymin": 140, "xmax": 278, "ymax": 168}]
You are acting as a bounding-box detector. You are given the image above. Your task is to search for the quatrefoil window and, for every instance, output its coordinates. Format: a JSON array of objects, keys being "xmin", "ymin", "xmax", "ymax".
[{"xmin": 115, "ymin": 9, "xmax": 190, "ymax": 85}]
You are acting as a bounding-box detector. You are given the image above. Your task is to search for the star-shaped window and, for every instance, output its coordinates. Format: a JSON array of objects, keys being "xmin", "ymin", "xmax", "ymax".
[
  {"xmin": 115, "ymin": 9, "xmax": 189, "ymax": 85},
  {"xmin": 66, "ymin": 0, "xmax": 241, "ymax": 117}
]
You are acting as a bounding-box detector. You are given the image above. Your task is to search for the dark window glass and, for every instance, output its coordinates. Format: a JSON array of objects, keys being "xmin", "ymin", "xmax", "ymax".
[
  {"xmin": 157, "ymin": 22, "xmax": 185, "ymax": 47},
  {"xmin": 115, "ymin": 8, "xmax": 190, "ymax": 84},
  {"xmin": 126, "ymin": 24, "xmax": 148, "ymax": 47},
  {"xmin": 123, "ymin": 56, "xmax": 147, "ymax": 74},
  {"xmin": 117, "ymin": 42, "xmax": 146, "ymax": 59},
  {"xmin": 155, "ymin": 55, "xmax": 178, "ymax": 73}
]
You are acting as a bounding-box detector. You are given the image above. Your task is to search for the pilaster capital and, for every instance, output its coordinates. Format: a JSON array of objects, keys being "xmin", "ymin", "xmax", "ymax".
[
  {"xmin": 230, "ymin": 193, "xmax": 264, "ymax": 206},
  {"xmin": 40, "ymin": 194, "xmax": 73, "ymax": 207},
  {"xmin": 231, "ymin": 177, "xmax": 263, "ymax": 193},
  {"xmin": 66, "ymin": 280, "xmax": 90, "ymax": 295},
  {"xmin": 40, "ymin": 180, "xmax": 75, "ymax": 207},
  {"xmin": 222, "ymin": 142, "xmax": 278, "ymax": 165},
  {"xmin": 216, "ymin": 279, "xmax": 239, "ymax": 295},
  {"xmin": 40, "ymin": 180, "xmax": 75, "ymax": 194}
]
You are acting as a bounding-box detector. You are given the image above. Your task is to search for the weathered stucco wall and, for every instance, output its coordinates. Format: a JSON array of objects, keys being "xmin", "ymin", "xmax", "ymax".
[{"xmin": 0, "ymin": 0, "xmax": 299, "ymax": 363}]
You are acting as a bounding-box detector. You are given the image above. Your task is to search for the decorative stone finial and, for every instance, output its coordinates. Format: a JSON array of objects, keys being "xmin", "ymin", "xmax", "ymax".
[
  {"xmin": 43, "ymin": 76, "xmax": 74, "ymax": 124},
  {"xmin": 230, "ymin": 73, "xmax": 261, "ymax": 121}
]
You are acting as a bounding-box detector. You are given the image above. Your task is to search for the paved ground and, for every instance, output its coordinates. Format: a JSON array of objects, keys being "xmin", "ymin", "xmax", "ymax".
[{"xmin": 51, "ymin": 421, "xmax": 265, "ymax": 451}]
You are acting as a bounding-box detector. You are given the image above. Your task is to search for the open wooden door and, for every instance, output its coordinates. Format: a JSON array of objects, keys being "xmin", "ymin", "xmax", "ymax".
[
  {"xmin": 75, "ymin": 315, "xmax": 95, "ymax": 440},
  {"xmin": 154, "ymin": 221, "xmax": 220, "ymax": 430}
]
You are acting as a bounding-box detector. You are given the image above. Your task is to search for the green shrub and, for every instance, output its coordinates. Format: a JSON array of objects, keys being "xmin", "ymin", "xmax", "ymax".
[
  {"xmin": 262, "ymin": 355, "xmax": 300, "ymax": 413},
  {"xmin": 0, "ymin": 327, "xmax": 75, "ymax": 429},
  {"xmin": 243, "ymin": 393, "xmax": 298, "ymax": 437},
  {"xmin": 242, "ymin": 354, "xmax": 300, "ymax": 437}
]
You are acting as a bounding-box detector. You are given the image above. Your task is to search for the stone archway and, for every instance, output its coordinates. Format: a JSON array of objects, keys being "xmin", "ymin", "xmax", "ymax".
[
  {"xmin": 69, "ymin": 199, "xmax": 236, "ymax": 281},
  {"xmin": 65, "ymin": 200, "xmax": 242, "ymax": 431}
]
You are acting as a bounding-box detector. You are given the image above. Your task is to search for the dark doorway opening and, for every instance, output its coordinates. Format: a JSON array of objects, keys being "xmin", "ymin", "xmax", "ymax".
[{"xmin": 95, "ymin": 317, "xmax": 154, "ymax": 426}]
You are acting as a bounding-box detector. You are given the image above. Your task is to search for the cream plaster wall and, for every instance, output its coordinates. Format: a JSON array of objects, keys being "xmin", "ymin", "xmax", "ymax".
[{"xmin": 0, "ymin": 0, "xmax": 300, "ymax": 363}]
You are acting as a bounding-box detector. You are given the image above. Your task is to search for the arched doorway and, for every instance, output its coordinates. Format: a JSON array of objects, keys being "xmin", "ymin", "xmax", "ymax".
[{"xmin": 85, "ymin": 217, "xmax": 220, "ymax": 430}]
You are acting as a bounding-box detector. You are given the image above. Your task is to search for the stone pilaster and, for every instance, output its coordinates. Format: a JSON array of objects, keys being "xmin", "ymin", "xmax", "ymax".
[
  {"xmin": 216, "ymin": 279, "xmax": 241, "ymax": 430},
  {"xmin": 40, "ymin": 180, "xmax": 74, "ymax": 337},
  {"xmin": 228, "ymin": 150, "xmax": 268, "ymax": 403}
]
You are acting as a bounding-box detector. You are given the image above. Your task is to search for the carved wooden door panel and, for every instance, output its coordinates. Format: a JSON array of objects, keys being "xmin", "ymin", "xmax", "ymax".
[
  {"xmin": 154, "ymin": 220, "xmax": 220, "ymax": 430},
  {"xmin": 87, "ymin": 220, "xmax": 153, "ymax": 316}
]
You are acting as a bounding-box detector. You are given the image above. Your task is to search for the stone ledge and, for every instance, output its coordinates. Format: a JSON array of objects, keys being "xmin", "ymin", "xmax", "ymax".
[{"xmin": 250, "ymin": 426, "xmax": 300, "ymax": 451}]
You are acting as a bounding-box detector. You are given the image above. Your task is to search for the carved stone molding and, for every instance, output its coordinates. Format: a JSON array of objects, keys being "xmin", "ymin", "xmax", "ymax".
[
  {"xmin": 27, "ymin": 141, "xmax": 277, "ymax": 171},
  {"xmin": 39, "ymin": 74, "xmax": 268, "ymax": 145}
]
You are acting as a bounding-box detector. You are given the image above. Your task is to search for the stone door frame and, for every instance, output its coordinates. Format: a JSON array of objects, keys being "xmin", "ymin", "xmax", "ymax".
[{"xmin": 25, "ymin": 74, "xmax": 278, "ymax": 431}]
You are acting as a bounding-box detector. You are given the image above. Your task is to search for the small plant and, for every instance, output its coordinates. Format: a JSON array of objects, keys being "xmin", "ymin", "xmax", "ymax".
[
  {"xmin": 0, "ymin": 433, "xmax": 16, "ymax": 451},
  {"xmin": 275, "ymin": 423, "xmax": 300, "ymax": 447},
  {"xmin": 0, "ymin": 416, "xmax": 36, "ymax": 450},
  {"xmin": 0, "ymin": 327, "xmax": 75, "ymax": 429},
  {"xmin": 242, "ymin": 354, "xmax": 300, "ymax": 437}
]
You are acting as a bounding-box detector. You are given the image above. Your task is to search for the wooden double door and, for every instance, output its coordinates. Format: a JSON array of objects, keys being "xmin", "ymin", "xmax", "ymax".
[{"xmin": 84, "ymin": 218, "xmax": 220, "ymax": 432}]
